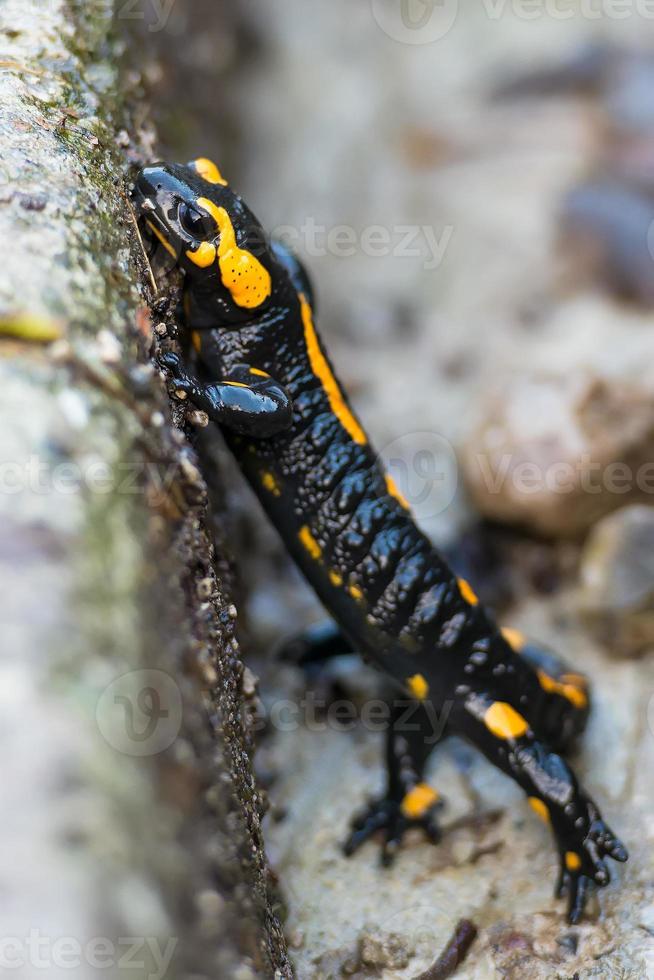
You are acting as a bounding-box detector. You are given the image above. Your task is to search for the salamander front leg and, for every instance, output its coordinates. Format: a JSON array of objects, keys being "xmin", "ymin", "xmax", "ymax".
[
  {"xmin": 449, "ymin": 691, "xmax": 627, "ymax": 922},
  {"xmin": 344, "ymin": 698, "xmax": 445, "ymax": 865},
  {"xmin": 159, "ymin": 351, "xmax": 293, "ymax": 438}
]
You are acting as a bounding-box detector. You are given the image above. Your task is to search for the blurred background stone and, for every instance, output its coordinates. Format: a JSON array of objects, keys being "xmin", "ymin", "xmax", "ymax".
[
  {"xmin": 580, "ymin": 504, "xmax": 654, "ymax": 657},
  {"xmin": 462, "ymin": 371, "xmax": 654, "ymax": 537}
]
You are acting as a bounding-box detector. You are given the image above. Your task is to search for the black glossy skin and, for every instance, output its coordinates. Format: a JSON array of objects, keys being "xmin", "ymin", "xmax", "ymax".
[{"xmin": 133, "ymin": 160, "xmax": 627, "ymax": 923}]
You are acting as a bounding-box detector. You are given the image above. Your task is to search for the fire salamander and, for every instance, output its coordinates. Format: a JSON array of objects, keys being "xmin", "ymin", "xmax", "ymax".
[{"xmin": 132, "ymin": 158, "xmax": 627, "ymax": 923}]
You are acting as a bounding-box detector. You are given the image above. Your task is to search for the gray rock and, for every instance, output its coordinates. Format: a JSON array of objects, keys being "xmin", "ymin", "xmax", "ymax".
[
  {"xmin": 462, "ymin": 372, "xmax": 654, "ymax": 538},
  {"xmin": 580, "ymin": 504, "xmax": 654, "ymax": 656}
]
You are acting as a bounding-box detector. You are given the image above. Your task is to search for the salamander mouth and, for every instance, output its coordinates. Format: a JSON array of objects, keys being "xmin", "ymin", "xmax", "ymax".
[{"xmin": 131, "ymin": 186, "xmax": 180, "ymax": 274}]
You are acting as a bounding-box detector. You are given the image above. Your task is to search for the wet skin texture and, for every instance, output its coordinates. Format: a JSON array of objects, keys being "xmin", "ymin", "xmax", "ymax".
[{"xmin": 133, "ymin": 158, "xmax": 627, "ymax": 923}]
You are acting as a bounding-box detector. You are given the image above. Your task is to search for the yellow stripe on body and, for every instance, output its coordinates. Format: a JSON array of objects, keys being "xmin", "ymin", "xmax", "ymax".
[
  {"xmin": 537, "ymin": 669, "xmax": 588, "ymax": 711},
  {"xmin": 401, "ymin": 783, "xmax": 439, "ymax": 819},
  {"xmin": 298, "ymin": 525, "xmax": 322, "ymax": 560},
  {"xmin": 484, "ymin": 701, "xmax": 529, "ymax": 740},
  {"xmin": 501, "ymin": 626, "xmax": 526, "ymax": 651},
  {"xmin": 261, "ymin": 471, "xmax": 281, "ymax": 496},
  {"xmin": 407, "ymin": 673, "xmax": 429, "ymax": 701},
  {"xmin": 528, "ymin": 797, "xmax": 550, "ymax": 823},
  {"xmin": 385, "ymin": 473, "xmax": 410, "ymax": 509},
  {"xmin": 457, "ymin": 577, "xmax": 478, "ymax": 606},
  {"xmin": 299, "ymin": 293, "xmax": 367, "ymax": 445}
]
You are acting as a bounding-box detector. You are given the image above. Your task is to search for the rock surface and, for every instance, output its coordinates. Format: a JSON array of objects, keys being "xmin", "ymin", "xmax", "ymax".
[{"xmin": 0, "ymin": 4, "xmax": 291, "ymax": 978}]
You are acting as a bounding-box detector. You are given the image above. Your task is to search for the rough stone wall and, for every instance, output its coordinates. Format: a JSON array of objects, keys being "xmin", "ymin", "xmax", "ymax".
[{"xmin": 0, "ymin": 2, "xmax": 291, "ymax": 977}]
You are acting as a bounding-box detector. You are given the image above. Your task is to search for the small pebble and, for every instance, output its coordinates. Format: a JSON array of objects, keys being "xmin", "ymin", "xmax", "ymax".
[
  {"xmin": 180, "ymin": 456, "xmax": 202, "ymax": 485},
  {"xmin": 195, "ymin": 888, "xmax": 225, "ymax": 919},
  {"xmin": 97, "ymin": 328, "xmax": 121, "ymax": 364},
  {"xmin": 189, "ymin": 409, "xmax": 209, "ymax": 427},
  {"xmin": 49, "ymin": 339, "xmax": 72, "ymax": 362},
  {"xmin": 196, "ymin": 577, "xmax": 213, "ymax": 600},
  {"xmin": 19, "ymin": 192, "xmax": 47, "ymax": 211},
  {"xmin": 242, "ymin": 667, "xmax": 258, "ymax": 697},
  {"xmin": 556, "ymin": 931, "xmax": 579, "ymax": 955}
]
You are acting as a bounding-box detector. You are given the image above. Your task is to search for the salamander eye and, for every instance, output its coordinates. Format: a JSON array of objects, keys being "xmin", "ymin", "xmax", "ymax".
[{"xmin": 178, "ymin": 202, "xmax": 216, "ymax": 239}]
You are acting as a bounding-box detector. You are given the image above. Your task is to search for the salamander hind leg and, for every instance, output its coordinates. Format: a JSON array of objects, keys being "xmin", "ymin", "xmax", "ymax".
[
  {"xmin": 344, "ymin": 697, "xmax": 445, "ymax": 866},
  {"xmin": 501, "ymin": 627, "xmax": 590, "ymax": 751},
  {"xmin": 448, "ymin": 688, "xmax": 627, "ymax": 923},
  {"xmin": 276, "ymin": 620, "xmax": 355, "ymax": 668}
]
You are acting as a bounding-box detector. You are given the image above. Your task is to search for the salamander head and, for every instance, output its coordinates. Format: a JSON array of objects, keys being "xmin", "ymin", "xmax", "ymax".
[{"xmin": 132, "ymin": 158, "xmax": 274, "ymax": 317}]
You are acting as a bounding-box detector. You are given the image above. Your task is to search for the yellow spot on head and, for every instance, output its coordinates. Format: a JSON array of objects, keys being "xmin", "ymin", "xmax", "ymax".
[
  {"xmin": 186, "ymin": 241, "xmax": 217, "ymax": 268},
  {"xmin": 385, "ymin": 473, "xmax": 410, "ymax": 509},
  {"xmin": 298, "ymin": 525, "xmax": 322, "ymax": 560},
  {"xmin": 197, "ymin": 197, "xmax": 272, "ymax": 309},
  {"xmin": 349, "ymin": 583, "xmax": 364, "ymax": 601},
  {"xmin": 299, "ymin": 293, "xmax": 367, "ymax": 445},
  {"xmin": 249, "ymin": 367, "xmax": 269, "ymax": 378},
  {"xmin": 223, "ymin": 380, "xmax": 248, "ymax": 389},
  {"xmin": 484, "ymin": 701, "xmax": 529, "ymax": 740},
  {"xmin": 565, "ymin": 851, "xmax": 582, "ymax": 872},
  {"xmin": 457, "ymin": 577, "xmax": 478, "ymax": 606},
  {"xmin": 329, "ymin": 569, "xmax": 343, "ymax": 587},
  {"xmin": 528, "ymin": 797, "xmax": 550, "ymax": 823},
  {"xmin": 146, "ymin": 219, "xmax": 177, "ymax": 259},
  {"xmin": 192, "ymin": 157, "xmax": 227, "ymax": 185},
  {"xmin": 537, "ymin": 669, "xmax": 588, "ymax": 711},
  {"xmin": 501, "ymin": 627, "xmax": 526, "ymax": 652},
  {"xmin": 261, "ymin": 471, "xmax": 281, "ymax": 496},
  {"xmin": 401, "ymin": 783, "xmax": 439, "ymax": 819},
  {"xmin": 407, "ymin": 673, "xmax": 429, "ymax": 701}
]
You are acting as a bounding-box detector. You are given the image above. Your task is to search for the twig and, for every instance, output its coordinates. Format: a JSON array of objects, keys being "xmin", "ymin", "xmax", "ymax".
[
  {"xmin": 124, "ymin": 194, "xmax": 158, "ymax": 295},
  {"xmin": 412, "ymin": 919, "xmax": 478, "ymax": 980}
]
